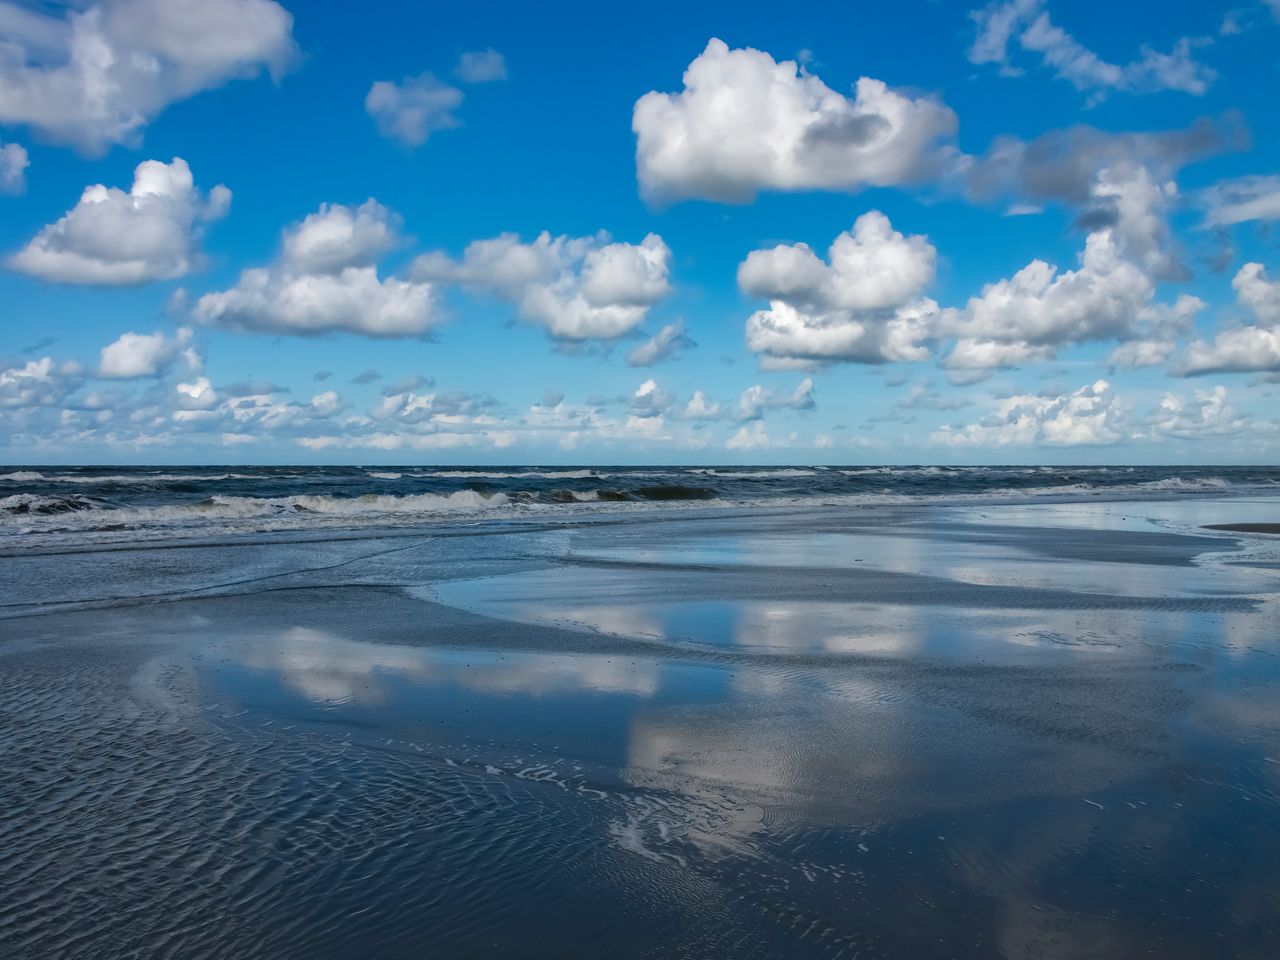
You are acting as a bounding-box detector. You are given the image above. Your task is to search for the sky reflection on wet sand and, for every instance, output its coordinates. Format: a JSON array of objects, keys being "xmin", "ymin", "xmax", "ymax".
[{"xmin": 2, "ymin": 498, "xmax": 1278, "ymax": 958}]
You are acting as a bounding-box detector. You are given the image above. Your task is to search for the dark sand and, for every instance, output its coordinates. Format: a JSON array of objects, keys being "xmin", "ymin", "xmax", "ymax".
[
  {"xmin": 1205, "ymin": 522, "xmax": 1280, "ymax": 534},
  {"xmin": 2, "ymin": 499, "xmax": 1279, "ymax": 959}
]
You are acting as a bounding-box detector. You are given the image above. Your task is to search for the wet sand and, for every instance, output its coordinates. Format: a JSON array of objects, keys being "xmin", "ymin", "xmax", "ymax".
[
  {"xmin": 2, "ymin": 498, "xmax": 1279, "ymax": 958},
  {"xmin": 1206, "ymin": 522, "xmax": 1280, "ymax": 534}
]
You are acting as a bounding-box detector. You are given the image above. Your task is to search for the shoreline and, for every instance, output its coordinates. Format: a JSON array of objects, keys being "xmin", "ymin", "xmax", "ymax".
[{"xmin": 4, "ymin": 484, "xmax": 1278, "ymax": 551}]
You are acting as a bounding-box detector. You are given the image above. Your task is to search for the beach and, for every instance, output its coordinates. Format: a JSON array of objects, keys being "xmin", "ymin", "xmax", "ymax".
[{"xmin": 2, "ymin": 471, "xmax": 1279, "ymax": 958}]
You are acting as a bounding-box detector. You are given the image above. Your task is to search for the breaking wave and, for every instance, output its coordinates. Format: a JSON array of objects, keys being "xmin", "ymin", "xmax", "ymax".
[{"xmin": 2, "ymin": 464, "xmax": 1274, "ymax": 547}]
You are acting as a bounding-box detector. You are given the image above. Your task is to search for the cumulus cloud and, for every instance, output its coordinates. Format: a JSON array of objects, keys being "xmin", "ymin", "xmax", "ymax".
[
  {"xmin": 931, "ymin": 380, "xmax": 1125, "ymax": 447},
  {"xmin": 1200, "ymin": 174, "xmax": 1280, "ymax": 226},
  {"xmin": 629, "ymin": 379, "xmax": 672, "ymax": 419},
  {"xmin": 968, "ymin": 0, "xmax": 1215, "ymax": 102},
  {"xmin": 942, "ymin": 230, "xmax": 1149, "ymax": 364},
  {"xmin": 725, "ymin": 421, "xmax": 776, "ymax": 450},
  {"xmin": 737, "ymin": 378, "xmax": 815, "ymax": 420},
  {"xmin": 632, "ymin": 38, "xmax": 957, "ymax": 204},
  {"xmin": 627, "ymin": 320, "xmax": 694, "ymax": 367},
  {"xmin": 0, "ymin": 0, "xmax": 296, "ymax": 154},
  {"xmin": 1106, "ymin": 294, "xmax": 1203, "ymax": 369},
  {"xmin": 175, "ymin": 376, "xmax": 217, "ymax": 410},
  {"xmin": 1, "ymin": 140, "xmax": 28, "ymax": 193},
  {"xmin": 307, "ymin": 390, "xmax": 344, "ymax": 418},
  {"xmin": 682, "ymin": 390, "xmax": 722, "ymax": 420},
  {"xmin": 99, "ymin": 328, "xmax": 198, "ymax": 379},
  {"xmin": 365, "ymin": 72, "xmax": 463, "ymax": 147},
  {"xmin": 454, "ymin": 48, "xmax": 506, "ymax": 84},
  {"xmin": 370, "ymin": 384, "xmax": 494, "ymax": 424},
  {"xmin": 1149, "ymin": 385, "xmax": 1251, "ymax": 439},
  {"xmin": 412, "ymin": 230, "xmax": 672, "ymax": 341},
  {"xmin": 282, "ymin": 199, "xmax": 400, "ymax": 274},
  {"xmin": 740, "ymin": 211, "xmax": 938, "ymax": 367},
  {"xmin": 8, "ymin": 158, "xmax": 229, "ymax": 285},
  {"xmin": 942, "ymin": 163, "xmax": 1205, "ymax": 374},
  {"xmin": 0, "ymin": 356, "xmax": 82, "ymax": 409},
  {"xmin": 1180, "ymin": 263, "xmax": 1280, "ymax": 374},
  {"xmin": 193, "ymin": 200, "xmax": 440, "ymax": 337}
]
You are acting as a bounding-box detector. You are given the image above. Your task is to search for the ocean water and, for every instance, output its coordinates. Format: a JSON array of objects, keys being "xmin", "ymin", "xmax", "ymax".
[{"xmin": 2, "ymin": 464, "xmax": 1276, "ymax": 545}]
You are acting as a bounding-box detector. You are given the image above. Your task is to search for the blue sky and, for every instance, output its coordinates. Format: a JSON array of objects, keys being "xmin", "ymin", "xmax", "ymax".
[{"xmin": 1, "ymin": 0, "xmax": 1278, "ymax": 464}]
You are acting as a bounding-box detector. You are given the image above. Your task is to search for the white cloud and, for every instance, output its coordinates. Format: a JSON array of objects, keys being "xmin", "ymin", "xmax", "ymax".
[
  {"xmin": 175, "ymin": 376, "xmax": 217, "ymax": 410},
  {"xmin": 370, "ymin": 386, "xmax": 493, "ymax": 424},
  {"xmin": 0, "ymin": 0, "xmax": 296, "ymax": 154},
  {"xmin": 1149, "ymin": 385, "xmax": 1251, "ymax": 439},
  {"xmin": 454, "ymin": 48, "xmax": 506, "ymax": 84},
  {"xmin": 740, "ymin": 211, "xmax": 938, "ymax": 366},
  {"xmin": 941, "ymin": 230, "xmax": 1150, "ymax": 366},
  {"xmin": 632, "ymin": 38, "xmax": 957, "ymax": 204},
  {"xmin": 365, "ymin": 73, "xmax": 463, "ymax": 146},
  {"xmin": 737, "ymin": 379, "xmax": 815, "ymax": 420},
  {"xmin": 1, "ymin": 140, "xmax": 28, "ymax": 193},
  {"xmin": 682, "ymin": 390, "xmax": 722, "ymax": 420},
  {"xmin": 1234, "ymin": 261, "xmax": 1280, "ymax": 323},
  {"xmin": 8, "ymin": 158, "xmax": 229, "ymax": 285},
  {"xmin": 1087, "ymin": 165, "xmax": 1185, "ymax": 280},
  {"xmin": 969, "ymin": 0, "xmax": 1215, "ymax": 102},
  {"xmin": 629, "ymin": 378, "xmax": 672, "ymax": 419},
  {"xmin": 193, "ymin": 200, "xmax": 440, "ymax": 338},
  {"xmin": 627, "ymin": 319, "xmax": 693, "ymax": 367},
  {"xmin": 1201, "ymin": 175, "xmax": 1280, "ymax": 227},
  {"xmin": 282, "ymin": 200, "xmax": 400, "ymax": 274},
  {"xmin": 931, "ymin": 379, "xmax": 1125, "ymax": 447},
  {"xmin": 308, "ymin": 390, "xmax": 344, "ymax": 418},
  {"xmin": 412, "ymin": 231, "xmax": 672, "ymax": 341},
  {"xmin": 1180, "ymin": 262, "xmax": 1280, "ymax": 374},
  {"xmin": 1107, "ymin": 340, "xmax": 1175, "ymax": 370},
  {"xmin": 940, "ymin": 168, "xmax": 1193, "ymax": 373},
  {"xmin": 0, "ymin": 356, "xmax": 81, "ymax": 408},
  {"xmin": 725, "ymin": 421, "xmax": 774, "ymax": 450},
  {"xmin": 99, "ymin": 328, "xmax": 197, "ymax": 379},
  {"xmin": 1106, "ymin": 294, "xmax": 1203, "ymax": 369}
]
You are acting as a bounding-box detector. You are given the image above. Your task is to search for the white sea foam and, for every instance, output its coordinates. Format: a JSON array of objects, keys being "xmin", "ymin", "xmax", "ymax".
[
  {"xmin": 421, "ymin": 469, "xmax": 602, "ymax": 479},
  {"xmin": 0, "ymin": 490, "xmax": 513, "ymax": 538},
  {"xmin": 1, "ymin": 493, "xmax": 98, "ymax": 513},
  {"xmin": 1139, "ymin": 477, "xmax": 1232, "ymax": 492},
  {"xmin": 689, "ymin": 468, "xmax": 819, "ymax": 478},
  {"xmin": 0, "ymin": 472, "xmax": 261, "ymax": 484}
]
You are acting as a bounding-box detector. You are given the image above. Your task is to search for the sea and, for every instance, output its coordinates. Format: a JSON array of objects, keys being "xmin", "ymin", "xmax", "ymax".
[{"xmin": 2, "ymin": 463, "xmax": 1277, "ymax": 545}]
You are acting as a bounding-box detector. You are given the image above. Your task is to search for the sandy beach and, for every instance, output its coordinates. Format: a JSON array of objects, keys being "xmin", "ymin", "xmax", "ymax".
[{"xmin": 2, "ymin": 494, "xmax": 1279, "ymax": 958}]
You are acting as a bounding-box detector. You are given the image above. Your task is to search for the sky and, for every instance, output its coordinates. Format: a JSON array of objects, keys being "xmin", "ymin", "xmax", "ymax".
[{"xmin": 1, "ymin": 0, "xmax": 1279, "ymax": 465}]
